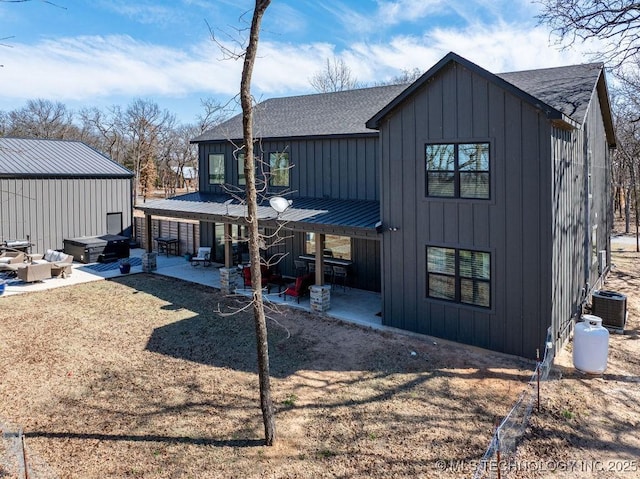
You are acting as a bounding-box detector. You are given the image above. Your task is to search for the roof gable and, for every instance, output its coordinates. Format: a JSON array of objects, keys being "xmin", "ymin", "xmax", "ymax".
[
  {"xmin": 192, "ymin": 83, "xmax": 409, "ymax": 142},
  {"xmin": 366, "ymin": 52, "xmax": 568, "ymax": 129},
  {"xmin": 0, "ymin": 138, "xmax": 133, "ymax": 178},
  {"xmin": 366, "ymin": 52, "xmax": 615, "ymax": 147}
]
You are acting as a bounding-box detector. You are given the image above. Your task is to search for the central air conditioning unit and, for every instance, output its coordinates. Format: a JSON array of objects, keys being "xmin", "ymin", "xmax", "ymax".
[{"xmin": 592, "ymin": 290, "xmax": 627, "ymax": 331}]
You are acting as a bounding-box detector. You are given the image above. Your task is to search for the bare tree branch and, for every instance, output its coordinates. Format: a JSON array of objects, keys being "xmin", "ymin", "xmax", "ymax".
[
  {"xmin": 309, "ymin": 57, "xmax": 360, "ymax": 92},
  {"xmin": 537, "ymin": 0, "xmax": 640, "ymax": 66}
]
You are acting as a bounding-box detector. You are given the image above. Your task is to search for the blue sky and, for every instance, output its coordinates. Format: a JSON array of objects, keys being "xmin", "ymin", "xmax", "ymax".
[{"xmin": 0, "ymin": 0, "xmax": 602, "ymax": 124}]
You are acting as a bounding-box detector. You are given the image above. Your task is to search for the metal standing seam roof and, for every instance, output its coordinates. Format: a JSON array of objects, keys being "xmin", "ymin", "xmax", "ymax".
[
  {"xmin": 136, "ymin": 192, "xmax": 380, "ymax": 232},
  {"xmin": 0, "ymin": 137, "xmax": 134, "ymax": 178}
]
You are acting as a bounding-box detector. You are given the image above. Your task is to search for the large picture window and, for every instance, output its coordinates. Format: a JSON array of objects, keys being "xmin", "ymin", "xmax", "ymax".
[
  {"xmin": 426, "ymin": 143, "xmax": 489, "ymax": 199},
  {"xmin": 427, "ymin": 246, "xmax": 490, "ymax": 308},
  {"xmin": 208, "ymin": 153, "xmax": 225, "ymax": 185},
  {"xmin": 270, "ymin": 152, "xmax": 289, "ymax": 187},
  {"xmin": 305, "ymin": 233, "xmax": 351, "ymax": 260}
]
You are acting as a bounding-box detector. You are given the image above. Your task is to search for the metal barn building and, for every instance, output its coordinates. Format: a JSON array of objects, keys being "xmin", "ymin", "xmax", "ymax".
[{"xmin": 0, "ymin": 138, "xmax": 134, "ymax": 254}]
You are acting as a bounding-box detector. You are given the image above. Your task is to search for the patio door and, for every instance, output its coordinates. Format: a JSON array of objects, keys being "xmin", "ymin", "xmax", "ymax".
[{"xmin": 213, "ymin": 224, "xmax": 249, "ymax": 264}]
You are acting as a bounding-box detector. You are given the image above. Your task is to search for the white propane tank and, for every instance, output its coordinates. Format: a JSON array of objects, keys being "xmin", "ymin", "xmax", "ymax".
[{"xmin": 573, "ymin": 314, "xmax": 609, "ymax": 374}]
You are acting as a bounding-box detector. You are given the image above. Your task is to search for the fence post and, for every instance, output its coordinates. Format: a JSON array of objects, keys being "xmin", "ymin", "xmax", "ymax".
[{"xmin": 536, "ymin": 348, "xmax": 541, "ymax": 412}]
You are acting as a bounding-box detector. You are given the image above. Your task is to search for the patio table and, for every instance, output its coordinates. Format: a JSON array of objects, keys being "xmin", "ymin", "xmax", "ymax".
[{"xmin": 155, "ymin": 237, "xmax": 179, "ymax": 257}]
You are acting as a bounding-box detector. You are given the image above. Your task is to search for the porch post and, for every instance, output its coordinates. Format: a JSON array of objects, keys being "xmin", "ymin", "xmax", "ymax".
[
  {"xmin": 142, "ymin": 213, "xmax": 157, "ymax": 272},
  {"xmin": 315, "ymin": 233, "xmax": 324, "ymax": 285},
  {"xmin": 311, "ymin": 232, "xmax": 330, "ymax": 312},
  {"xmin": 145, "ymin": 213, "xmax": 153, "ymax": 253},
  {"xmin": 224, "ymin": 222, "xmax": 233, "ymax": 268},
  {"xmin": 220, "ymin": 222, "xmax": 239, "ymax": 294}
]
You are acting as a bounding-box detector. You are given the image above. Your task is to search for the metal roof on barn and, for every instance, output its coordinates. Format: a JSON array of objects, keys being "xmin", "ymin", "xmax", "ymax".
[
  {"xmin": 0, "ymin": 138, "xmax": 133, "ymax": 178},
  {"xmin": 192, "ymin": 83, "xmax": 409, "ymax": 142},
  {"xmin": 137, "ymin": 192, "xmax": 380, "ymax": 236}
]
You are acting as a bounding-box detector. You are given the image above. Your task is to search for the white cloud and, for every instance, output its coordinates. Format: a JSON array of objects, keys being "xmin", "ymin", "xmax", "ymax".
[
  {"xmin": 0, "ymin": 35, "xmax": 242, "ymax": 102},
  {"xmin": 375, "ymin": 0, "xmax": 449, "ymax": 26},
  {"xmin": 0, "ymin": 15, "xmax": 607, "ymax": 122}
]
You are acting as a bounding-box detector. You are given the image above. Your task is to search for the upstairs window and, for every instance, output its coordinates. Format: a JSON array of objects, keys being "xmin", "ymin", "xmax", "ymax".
[
  {"xmin": 426, "ymin": 143, "xmax": 489, "ymax": 199},
  {"xmin": 269, "ymin": 152, "xmax": 289, "ymax": 187},
  {"xmin": 208, "ymin": 153, "xmax": 225, "ymax": 185},
  {"xmin": 237, "ymin": 153, "xmax": 246, "ymax": 186},
  {"xmin": 427, "ymin": 246, "xmax": 491, "ymax": 308}
]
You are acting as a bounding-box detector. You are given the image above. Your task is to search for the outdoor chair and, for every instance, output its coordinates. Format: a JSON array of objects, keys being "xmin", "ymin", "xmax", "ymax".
[
  {"xmin": 0, "ymin": 252, "xmax": 25, "ymax": 277},
  {"xmin": 294, "ymin": 260, "xmax": 307, "ymax": 276},
  {"xmin": 332, "ymin": 265, "xmax": 348, "ymax": 291},
  {"xmin": 190, "ymin": 247, "xmax": 211, "ymax": 267},
  {"xmin": 0, "ymin": 251, "xmax": 25, "ymax": 266},
  {"xmin": 243, "ymin": 264, "xmax": 280, "ymax": 289},
  {"xmin": 283, "ymin": 274, "xmax": 313, "ymax": 303},
  {"xmin": 15, "ymin": 262, "xmax": 52, "ymax": 283},
  {"xmin": 323, "ymin": 264, "xmax": 334, "ymax": 284},
  {"xmin": 30, "ymin": 249, "xmax": 74, "ymax": 278}
]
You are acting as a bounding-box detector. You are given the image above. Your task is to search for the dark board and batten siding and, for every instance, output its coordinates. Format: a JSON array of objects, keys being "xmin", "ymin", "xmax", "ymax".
[
  {"xmin": 0, "ymin": 177, "xmax": 132, "ymax": 253},
  {"xmin": 197, "ymin": 136, "xmax": 382, "ymax": 291},
  {"xmin": 550, "ymin": 86, "xmax": 612, "ymax": 349},
  {"xmin": 199, "ymin": 136, "xmax": 379, "ymax": 201},
  {"xmin": 199, "ymin": 222, "xmax": 382, "ymax": 292},
  {"xmin": 380, "ymin": 62, "xmax": 551, "ymax": 358}
]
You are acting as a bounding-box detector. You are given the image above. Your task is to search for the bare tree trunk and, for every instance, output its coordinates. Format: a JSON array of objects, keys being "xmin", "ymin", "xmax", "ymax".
[
  {"xmin": 625, "ymin": 187, "xmax": 631, "ymax": 233},
  {"xmin": 241, "ymin": 0, "xmax": 275, "ymax": 446},
  {"xmin": 631, "ymin": 162, "xmax": 640, "ymax": 252}
]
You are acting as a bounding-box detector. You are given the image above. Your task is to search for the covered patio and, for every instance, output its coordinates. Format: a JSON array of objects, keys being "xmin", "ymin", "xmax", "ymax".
[{"xmin": 136, "ymin": 192, "xmax": 383, "ymax": 306}]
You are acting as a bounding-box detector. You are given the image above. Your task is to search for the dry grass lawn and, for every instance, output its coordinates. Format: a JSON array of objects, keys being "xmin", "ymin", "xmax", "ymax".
[
  {"xmin": 0, "ymin": 274, "xmax": 534, "ymax": 478},
  {"xmin": 512, "ymin": 240, "xmax": 640, "ymax": 479}
]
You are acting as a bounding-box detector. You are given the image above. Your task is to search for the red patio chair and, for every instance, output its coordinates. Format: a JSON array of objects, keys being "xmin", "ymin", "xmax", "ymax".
[
  {"xmin": 283, "ymin": 274, "xmax": 312, "ymax": 303},
  {"xmin": 242, "ymin": 265, "xmax": 271, "ymax": 289}
]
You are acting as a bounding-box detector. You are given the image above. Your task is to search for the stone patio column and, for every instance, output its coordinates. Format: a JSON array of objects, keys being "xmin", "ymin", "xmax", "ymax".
[
  {"xmin": 219, "ymin": 267, "xmax": 239, "ymax": 294},
  {"xmin": 142, "ymin": 252, "xmax": 157, "ymax": 272},
  {"xmin": 310, "ymin": 284, "xmax": 331, "ymax": 312}
]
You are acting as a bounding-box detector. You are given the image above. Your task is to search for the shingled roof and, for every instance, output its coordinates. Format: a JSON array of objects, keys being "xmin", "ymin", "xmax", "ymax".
[
  {"xmin": 367, "ymin": 52, "xmax": 614, "ymax": 147},
  {"xmin": 195, "ymin": 52, "xmax": 613, "ymax": 146},
  {"xmin": 498, "ymin": 62, "xmax": 604, "ymax": 125},
  {"xmin": 0, "ymin": 138, "xmax": 133, "ymax": 178},
  {"xmin": 192, "ymin": 83, "xmax": 409, "ymax": 142}
]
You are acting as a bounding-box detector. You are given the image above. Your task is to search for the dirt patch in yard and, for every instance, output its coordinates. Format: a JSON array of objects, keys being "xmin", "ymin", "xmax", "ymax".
[
  {"xmin": 511, "ymin": 240, "xmax": 640, "ymax": 479},
  {"xmin": 0, "ymin": 274, "xmax": 533, "ymax": 478}
]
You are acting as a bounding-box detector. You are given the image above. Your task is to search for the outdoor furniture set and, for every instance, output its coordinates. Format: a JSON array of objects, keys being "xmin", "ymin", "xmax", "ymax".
[
  {"xmin": 242, "ymin": 264, "xmax": 287, "ymax": 294},
  {"xmin": 190, "ymin": 247, "xmax": 212, "ymax": 267},
  {"xmin": 0, "ymin": 248, "xmax": 74, "ymax": 283}
]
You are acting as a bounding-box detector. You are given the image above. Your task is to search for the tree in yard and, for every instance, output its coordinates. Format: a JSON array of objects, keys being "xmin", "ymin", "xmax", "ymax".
[
  {"xmin": 537, "ymin": 0, "xmax": 640, "ymax": 66},
  {"xmin": 309, "ymin": 57, "xmax": 359, "ymax": 93},
  {"xmin": 239, "ymin": 0, "xmax": 276, "ymax": 446},
  {"xmin": 6, "ymin": 98, "xmax": 75, "ymax": 139},
  {"xmin": 373, "ymin": 67, "xmax": 423, "ymax": 86},
  {"xmin": 538, "ymin": 0, "xmax": 640, "ymax": 245},
  {"xmin": 123, "ymin": 99, "xmax": 175, "ymax": 204}
]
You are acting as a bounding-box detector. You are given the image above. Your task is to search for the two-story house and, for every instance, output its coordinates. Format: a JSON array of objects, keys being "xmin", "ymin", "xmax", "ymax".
[{"xmin": 138, "ymin": 52, "xmax": 615, "ymax": 359}]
